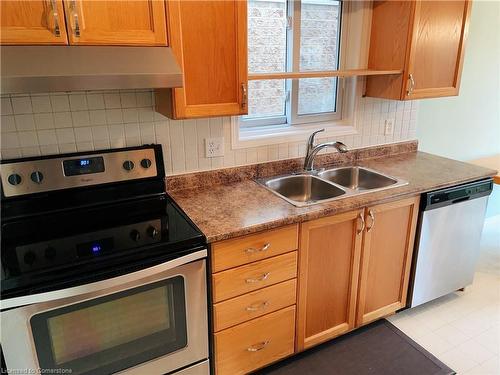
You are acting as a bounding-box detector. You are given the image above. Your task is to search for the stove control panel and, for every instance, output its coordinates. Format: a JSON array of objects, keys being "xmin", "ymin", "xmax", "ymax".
[
  {"xmin": 0, "ymin": 147, "xmax": 158, "ymax": 197},
  {"xmin": 15, "ymin": 219, "xmax": 162, "ymax": 273}
]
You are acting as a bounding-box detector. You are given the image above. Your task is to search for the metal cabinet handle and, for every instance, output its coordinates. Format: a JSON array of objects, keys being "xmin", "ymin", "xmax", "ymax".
[
  {"xmin": 241, "ymin": 83, "xmax": 248, "ymax": 109},
  {"xmin": 49, "ymin": 0, "xmax": 61, "ymax": 37},
  {"xmin": 247, "ymin": 340, "xmax": 270, "ymax": 352},
  {"xmin": 245, "ymin": 272, "xmax": 270, "ymax": 284},
  {"xmin": 245, "ymin": 300, "xmax": 269, "ymax": 311},
  {"xmin": 357, "ymin": 212, "xmax": 365, "ymax": 235},
  {"xmin": 366, "ymin": 210, "xmax": 375, "ymax": 232},
  {"xmin": 245, "ymin": 243, "xmax": 270, "ymax": 254},
  {"xmin": 407, "ymin": 73, "xmax": 415, "ymax": 96},
  {"xmin": 70, "ymin": 0, "xmax": 81, "ymax": 37}
]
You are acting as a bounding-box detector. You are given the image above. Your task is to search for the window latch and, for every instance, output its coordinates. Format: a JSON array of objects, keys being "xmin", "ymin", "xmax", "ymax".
[
  {"xmin": 286, "ymin": 16, "xmax": 293, "ymax": 30},
  {"xmin": 285, "ymin": 90, "xmax": 291, "ymax": 103}
]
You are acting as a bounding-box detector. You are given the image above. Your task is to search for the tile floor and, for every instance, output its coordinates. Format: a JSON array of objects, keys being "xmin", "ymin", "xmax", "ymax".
[{"xmin": 388, "ymin": 215, "xmax": 500, "ymax": 374}]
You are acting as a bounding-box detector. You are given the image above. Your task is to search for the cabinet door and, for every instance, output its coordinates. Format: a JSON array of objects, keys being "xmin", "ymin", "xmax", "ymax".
[
  {"xmin": 1, "ymin": 0, "xmax": 68, "ymax": 45},
  {"xmin": 404, "ymin": 0, "xmax": 471, "ymax": 99},
  {"xmin": 157, "ymin": 0, "xmax": 248, "ymax": 119},
  {"xmin": 356, "ymin": 196, "xmax": 420, "ymax": 326},
  {"xmin": 63, "ymin": 0, "xmax": 167, "ymax": 45},
  {"xmin": 296, "ymin": 210, "xmax": 364, "ymax": 351}
]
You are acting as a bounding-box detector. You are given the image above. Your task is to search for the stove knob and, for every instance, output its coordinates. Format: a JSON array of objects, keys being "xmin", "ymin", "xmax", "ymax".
[
  {"xmin": 123, "ymin": 160, "xmax": 135, "ymax": 171},
  {"xmin": 130, "ymin": 229, "xmax": 141, "ymax": 242},
  {"xmin": 31, "ymin": 171, "xmax": 44, "ymax": 184},
  {"xmin": 24, "ymin": 251, "xmax": 36, "ymax": 266},
  {"xmin": 45, "ymin": 246, "xmax": 56, "ymax": 260},
  {"xmin": 141, "ymin": 158, "xmax": 152, "ymax": 169},
  {"xmin": 147, "ymin": 226, "xmax": 160, "ymax": 239},
  {"xmin": 8, "ymin": 173, "xmax": 22, "ymax": 186}
]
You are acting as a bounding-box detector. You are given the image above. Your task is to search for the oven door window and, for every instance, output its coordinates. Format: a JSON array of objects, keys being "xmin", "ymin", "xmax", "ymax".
[{"xmin": 30, "ymin": 276, "xmax": 187, "ymax": 375}]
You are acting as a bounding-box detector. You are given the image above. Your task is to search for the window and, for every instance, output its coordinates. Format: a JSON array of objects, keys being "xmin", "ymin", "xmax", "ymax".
[{"xmin": 243, "ymin": 0, "xmax": 343, "ymax": 129}]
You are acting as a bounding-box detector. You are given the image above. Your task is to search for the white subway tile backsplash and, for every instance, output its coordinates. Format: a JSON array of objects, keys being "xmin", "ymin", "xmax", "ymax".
[
  {"xmin": 106, "ymin": 109, "xmax": 123, "ymax": 124},
  {"xmin": 1, "ymin": 115, "xmax": 16, "ymax": 133},
  {"xmin": 89, "ymin": 110, "xmax": 107, "ymax": 125},
  {"xmin": 56, "ymin": 128, "xmax": 75, "ymax": 144},
  {"xmin": 11, "ymin": 96, "xmax": 33, "ymax": 114},
  {"xmin": 72, "ymin": 111, "xmax": 91, "ymax": 127},
  {"xmin": 53, "ymin": 112, "xmax": 73, "ymax": 128},
  {"xmin": 15, "ymin": 114, "xmax": 35, "ymax": 131},
  {"xmin": 0, "ymin": 90, "xmax": 418, "ymax": 176},
  {"xmin": 74, "ymin": 127, "xmax": 93, "ymax": 142},
  {"xmin": 31, "ymin": 95, "xmax": 53, "ymax": 113},
  {"xmin": 69, "ymin": 94, "xmax": 88, "ymax": 111},
  {"xmin": 1, "ymin": 132, "xmax": 20, "ymax": 149},
  {"xmin": 1, "ymin": 97, "xmax": 13, "ymax": 115},
  {"xmin": 18, "ymin": 131, "xmax": 38, "ymax": 147},
  {"xmin": 86, "ymin": 93, "xmax": 105, "ymax": 110},
  {"xmin": 92, "ymin": 126, "xmax": 109, "ymax": 141},
  {"xmin": 34, "ymin": 113, "xmax": 55, "ymax": 130},
  {"xmin": 120, "ymin": 92, "xmax": 137, "ymax": 108},
  {"xmin": 37, "ymin": 130, "xmax": 58, "ymax": 145},
  {"xmin": 50, "ymin": 95, "xmax": 70, "ymax": 112},
  {"xmin": 104, "ymin": 93, "xmax": 122, "ymax": 109}
]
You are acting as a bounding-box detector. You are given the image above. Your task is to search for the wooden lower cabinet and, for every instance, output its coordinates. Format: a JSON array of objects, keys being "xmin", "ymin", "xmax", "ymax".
[
  {"xmin": 296, "ymin": 209, "xmax": 364, "ymax": 351},
  {"xmin": 214, "ymin": 306, "xmax": 296, "ymax": 375},
  {"xmin": 356, "ymin": 196, "xmax": 420, "ymax": 325}
]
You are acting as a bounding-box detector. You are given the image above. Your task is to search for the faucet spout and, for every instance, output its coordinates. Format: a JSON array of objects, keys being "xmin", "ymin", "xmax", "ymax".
[{"xmin": 303, "ymin": 132, "xmax": 348, "ymax": 172}]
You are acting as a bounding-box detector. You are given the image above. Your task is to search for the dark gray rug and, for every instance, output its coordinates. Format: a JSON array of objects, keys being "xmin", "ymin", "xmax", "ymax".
[{"xmin": 254, "ymin": 319, "xmax": 454, "ymax": 375}]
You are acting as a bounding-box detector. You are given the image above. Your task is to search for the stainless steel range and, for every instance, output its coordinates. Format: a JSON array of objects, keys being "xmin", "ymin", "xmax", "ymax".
[{"xmin": 0, "ymin": 145, "xmax": 209, "ymax": 375}]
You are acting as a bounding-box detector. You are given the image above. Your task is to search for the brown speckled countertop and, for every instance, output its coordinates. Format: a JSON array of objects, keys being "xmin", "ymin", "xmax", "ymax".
[{"xmin": 168, "ymin": 148, "xmax": 496, "ymax": 243}]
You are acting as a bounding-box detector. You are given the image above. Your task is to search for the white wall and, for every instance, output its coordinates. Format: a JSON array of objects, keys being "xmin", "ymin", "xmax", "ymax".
[{"xmin": 416, "ymin": 0, "xmax": 500, "ymax": 162}]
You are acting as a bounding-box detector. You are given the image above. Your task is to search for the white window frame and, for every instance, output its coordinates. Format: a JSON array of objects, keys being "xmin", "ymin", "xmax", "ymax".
[{"xmin": 233, "ymin": 0, "xmax": 370, "ymax": 150}]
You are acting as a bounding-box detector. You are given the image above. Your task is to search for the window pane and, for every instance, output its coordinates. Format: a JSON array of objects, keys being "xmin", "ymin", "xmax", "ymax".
[
  {"xmin": 246, "ymin": 0, "xmax": 288, "ymax": 120},
  {"xmin": 298, "ymin": 0, "xmax": 341, "ymax": 115}
]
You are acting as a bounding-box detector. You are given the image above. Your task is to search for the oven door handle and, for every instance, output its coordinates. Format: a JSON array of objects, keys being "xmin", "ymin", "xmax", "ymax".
[{"xmin": 1, "ymin": 249, "xmax": 207, "ymax": 310}]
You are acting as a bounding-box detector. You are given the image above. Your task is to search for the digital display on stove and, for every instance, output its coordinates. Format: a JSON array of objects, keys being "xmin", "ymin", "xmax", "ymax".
[
  {"xmin": 77, "ymin": 237, "xmax": 114, "ymax": 257},
  {"xmin": 63, "ymin": 156, "xmax": 105, "ymax": 176}
]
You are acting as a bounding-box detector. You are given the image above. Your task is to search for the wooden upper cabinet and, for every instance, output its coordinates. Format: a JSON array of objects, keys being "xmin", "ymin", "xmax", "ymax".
[
  {"xmin": 356, "ymin": 197, "xmax": 420, "ymax": 326},
  {"xmin": 0, "ymin": 0, "xmax": 69, "ymax": 45},
  {"xmin": 63, "ymin": 0, "xmax": 167, "ymax": 46},
  {"xmin": 156, "ymin": 0, "xmax": 248, "ymax": 119},
  {"xmin": 366, "ymin": 0, "xmax": 471, "ymax": 100},
  {"xmin": 296, "ymin": 210, "xmax": 364, "ymax": 351}
]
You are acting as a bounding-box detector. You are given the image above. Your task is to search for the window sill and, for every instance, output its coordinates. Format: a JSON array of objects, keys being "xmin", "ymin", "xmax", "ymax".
[{"xmin": 231, "ymin": 117, "xmax": 358, "ymax": 149}]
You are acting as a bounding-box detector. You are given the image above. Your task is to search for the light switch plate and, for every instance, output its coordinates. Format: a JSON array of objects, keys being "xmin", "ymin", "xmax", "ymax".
[
  {"xmin": 205, "ymin": 137, "xmax": 224, "ymax": 158},
  {"xmin": 384, "ymin": 119, "xmax": 394, "ymax": 135}
]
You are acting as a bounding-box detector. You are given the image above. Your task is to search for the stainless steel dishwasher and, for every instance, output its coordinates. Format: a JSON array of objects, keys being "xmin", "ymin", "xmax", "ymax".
[{"xmin": 408, "ymin": 179, "xmax": 493, "ymax": 308}]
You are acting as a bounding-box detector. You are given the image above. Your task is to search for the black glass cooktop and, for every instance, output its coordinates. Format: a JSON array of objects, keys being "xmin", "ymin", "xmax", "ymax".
[{"xmin": 1, "ymin": 194, "xmax": 205, "ymax": 299}]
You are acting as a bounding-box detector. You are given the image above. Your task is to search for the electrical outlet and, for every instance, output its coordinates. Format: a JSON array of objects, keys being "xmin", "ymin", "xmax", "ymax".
[
  {"xmin": 205, "ymin": 137, "xmax": 224, "ymax": 158},
  {"xmin": 384, "ymin": 119, "xmax": 394, "ymax": 135}
]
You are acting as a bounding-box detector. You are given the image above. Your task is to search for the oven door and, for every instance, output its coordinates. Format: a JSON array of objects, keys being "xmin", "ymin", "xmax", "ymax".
[{"xmin": 1, "ymin": 250, "xmax": 208, "ymax": 375}]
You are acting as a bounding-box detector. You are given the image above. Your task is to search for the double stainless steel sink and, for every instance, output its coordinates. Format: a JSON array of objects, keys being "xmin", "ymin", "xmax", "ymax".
[{"xmin": 258, "ymin": 166, "xmax": 408, "ymax": 207}]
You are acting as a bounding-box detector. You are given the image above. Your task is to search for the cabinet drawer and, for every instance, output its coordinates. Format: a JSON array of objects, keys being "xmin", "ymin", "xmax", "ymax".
[
  {"xmin": 213, "ymin": 279, "xmax": 297, "ymax": 332},
  {"xmin": 212, "ymin": 252, "xmax": 297, "ymax": 303},
  {"xmin": 211, "ymin": 225, "xmax": 298, "ymax": 272},
  {"xmin": 214, "ymin": 306, "xmax": 296, "ymax": 375}
]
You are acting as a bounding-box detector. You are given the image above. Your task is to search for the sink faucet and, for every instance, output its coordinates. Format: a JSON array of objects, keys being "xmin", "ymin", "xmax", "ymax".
[{"xmin": 303, "ymin": 129, "xmax": 348, "ymax": 172}]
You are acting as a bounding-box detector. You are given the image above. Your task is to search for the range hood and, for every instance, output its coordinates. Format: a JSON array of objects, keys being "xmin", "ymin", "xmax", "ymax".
[{"xmin": 1, "ymin": 46, "xmax": 183, "ymax": 94}]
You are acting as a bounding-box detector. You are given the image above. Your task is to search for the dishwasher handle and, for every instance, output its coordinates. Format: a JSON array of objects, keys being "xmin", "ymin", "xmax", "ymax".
[{"xmin": 422, "ymin": 179, "xmax": 493, "ymax": 211}]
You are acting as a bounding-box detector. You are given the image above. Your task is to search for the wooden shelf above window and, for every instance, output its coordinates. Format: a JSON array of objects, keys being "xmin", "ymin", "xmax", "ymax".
[{"xmin": 248, "ymin": 69, "xmax": 403, "ymax": 81}]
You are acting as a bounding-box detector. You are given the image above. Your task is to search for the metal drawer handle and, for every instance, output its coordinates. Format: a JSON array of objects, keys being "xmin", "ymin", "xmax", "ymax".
[
  {"xmin": 245, "ymin": 272, "xmax": 270, "ymax": 284},
  {"xmin": 366, "ymin": 210, "xmax": 375, "ymax": 232},
  {"xmin": 49, "ymin": 0, "xmax": 61, "ymax": 37},
  {"xmin": 407, "ymin": 73, "xmax": 415, "ymax": 96},
  {"xmin": 245, "ymin": 243, "xmax": 270, "ymax": 254},
  {"xmin": 70, "ymin": 0, "xmax": 81, "ymax": 37},
  {"xmin": 357, "ymin": 212, "xmax": 365, "ymax": 235},
  {"xmin": 246, "ymin": 301, "xmax": 269, "ymax": 311},
  {"xmin": 247, "ymin": 340, "xmax": 270, "ymax": 352},
  {"xmin": 241, "ymin": 83, "xmax": 248, "ymax": 109}
]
